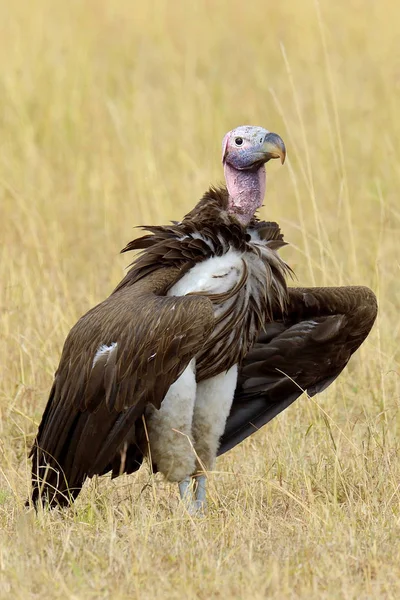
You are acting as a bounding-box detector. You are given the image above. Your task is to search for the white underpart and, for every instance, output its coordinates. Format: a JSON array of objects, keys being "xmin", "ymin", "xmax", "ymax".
[
  {"xmin": 144, "ymin": 245, "xmax": 249, "ymax": 483},
  {"xmin": 92, "ymin": 342, "xmax": 117, "ymax": 368},
  {"xmin": 192, "ymin": 364, "xmax": 238, "ymax": 470},
  {"xmin": 146, "ymin": 360, "xmax": 197, "ymax": 482},
  {"xmin": 146, "ymin": 234, "xmax": 280, "ymax": 483},
  {"xmin": 146, "ymin": 360, "xmax": 238, "ymax": 482}
]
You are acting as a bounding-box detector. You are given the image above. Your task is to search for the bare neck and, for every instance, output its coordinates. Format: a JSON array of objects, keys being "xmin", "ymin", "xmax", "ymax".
[{"xmin": 224, "ymin": 162, "xmax": 266, "ymax": 226}]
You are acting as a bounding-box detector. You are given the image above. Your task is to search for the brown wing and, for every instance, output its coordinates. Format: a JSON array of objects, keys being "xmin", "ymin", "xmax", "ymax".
[
  {"xmin": 218, "ymin": 286, "xmax": 377, "ymax": 455},
  {"xmin": 30, "ymin": 281, "xmax": 214, "ymax": 507}
]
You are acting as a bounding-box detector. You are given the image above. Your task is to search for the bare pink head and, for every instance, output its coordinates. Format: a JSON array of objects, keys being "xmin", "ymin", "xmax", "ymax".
[{"xmin": 222, "ymin": 125, "xmax": 286, "ymax": 225}]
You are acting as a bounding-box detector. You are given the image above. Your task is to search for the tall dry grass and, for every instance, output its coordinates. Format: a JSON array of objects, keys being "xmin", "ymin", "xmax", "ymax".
[{"xmin": 0, "ymin": 0, "xmax": 399, "ymax": 598}]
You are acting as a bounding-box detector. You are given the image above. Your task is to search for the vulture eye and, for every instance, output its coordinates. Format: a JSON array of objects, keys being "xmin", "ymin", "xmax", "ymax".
[{"xmin": 235, "ymin": 137, "xmax": 244, "ymax": 146}]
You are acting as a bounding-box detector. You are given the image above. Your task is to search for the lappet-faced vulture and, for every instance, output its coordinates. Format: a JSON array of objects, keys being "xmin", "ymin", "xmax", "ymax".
[{"xmin": 29, "ymin": 126, "xmax": 377, "ymax": 514}]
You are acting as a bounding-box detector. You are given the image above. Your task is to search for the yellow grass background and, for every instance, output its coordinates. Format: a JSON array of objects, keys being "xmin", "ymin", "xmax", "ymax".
[{"xmin": 0, "ymin": 0, "xmax": 399, "ymax": 598}]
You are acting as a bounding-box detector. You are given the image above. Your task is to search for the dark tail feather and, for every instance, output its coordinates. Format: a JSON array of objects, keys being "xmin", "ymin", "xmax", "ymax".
[{"xmin": 29, "ymin": 441, "xmax": 87, "ymax": 508}]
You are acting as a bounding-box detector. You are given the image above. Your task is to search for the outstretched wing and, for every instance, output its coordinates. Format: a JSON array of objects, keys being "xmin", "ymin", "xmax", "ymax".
[
  {"xmin": 31, "ymin": 276, "xmax": 214, "ymax": 506},
  {"xmin": 218, "ymin": 286, "xmax": 377, "ymax": 455}
]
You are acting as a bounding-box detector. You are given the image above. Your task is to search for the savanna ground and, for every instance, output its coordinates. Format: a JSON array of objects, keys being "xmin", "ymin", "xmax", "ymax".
[{"xmin": 0, "ymin": 0, "xmax": 399, "ymax": 598}]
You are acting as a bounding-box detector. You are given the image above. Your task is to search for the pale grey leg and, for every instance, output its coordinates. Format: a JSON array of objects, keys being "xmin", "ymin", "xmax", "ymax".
[
  {"xmin": 178, "ymin": 476, "xmax": 192, "ymax": 503},
  {"xmin": 193, "ymin": 474, "xmax": 207, "ymax": 513},
  {"xmin": 178, "ymin": 475, "xmax": 207, "ymax": 516}
]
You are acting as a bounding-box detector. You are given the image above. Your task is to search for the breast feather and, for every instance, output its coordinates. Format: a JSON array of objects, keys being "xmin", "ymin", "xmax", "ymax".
[{"xmin": 167, "ymin": 249, "xmax": 244, "ymax": 297}]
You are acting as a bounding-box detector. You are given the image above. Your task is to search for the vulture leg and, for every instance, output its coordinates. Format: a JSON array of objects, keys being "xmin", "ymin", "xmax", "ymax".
[
  {"xmin": 177, "ymin": 476, "xmax": 203, "ymax": 516},
  {"xmin": 192, "ymin": 365, "xmax": 238, "ymax": 469},
  {"xmin": 188, "ymin": 365, "xmax": 238, "ymax": 513},
  {"xmin": 193, "ymin": 474, "xmax": 207, "ymax": 512},
  {"xmin": 145, "ymin": 360, "xmax": 197, "ymax": 484},
  {"xmin": 178, "ymin": 475, "xmax": 207, "ymax": 515},
  {"xmin": 175, "ymin": 365, "xmax": 238, "ymax": 515},
  {"xmin": 178, "ymin": 477, "xmax": 192, "ymax": 502}
]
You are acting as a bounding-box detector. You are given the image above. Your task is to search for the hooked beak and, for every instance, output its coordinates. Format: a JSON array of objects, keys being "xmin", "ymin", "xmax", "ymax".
[{"xmin": 261, "ymin": 132, "xmax": 286, "ymax": 165}]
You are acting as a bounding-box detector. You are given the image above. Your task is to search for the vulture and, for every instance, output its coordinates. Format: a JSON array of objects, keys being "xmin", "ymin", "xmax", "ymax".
[{"xmin": 29, "ymin": 125, "xmax": 377, "ymax": 514}]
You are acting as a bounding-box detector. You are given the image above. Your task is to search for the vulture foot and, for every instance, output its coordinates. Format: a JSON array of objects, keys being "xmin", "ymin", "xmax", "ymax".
[{"xmin": 178, "ymin": 475, "xmax": 207, "ymax": 516}]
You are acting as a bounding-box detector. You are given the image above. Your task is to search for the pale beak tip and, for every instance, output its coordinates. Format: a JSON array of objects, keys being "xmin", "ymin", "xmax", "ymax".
[{"xmin": 262, "ymin": 133, "xmax": 286, "ymax": 166}]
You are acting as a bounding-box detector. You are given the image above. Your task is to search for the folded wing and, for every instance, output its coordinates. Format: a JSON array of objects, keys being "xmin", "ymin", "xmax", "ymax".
[
  {"xmin": 218, "ymin": 286, "xmax": 377, "ymax": 455},
  {"xmin": 30, "ymin": 276, "xmax": 214, "ymax": 506}
]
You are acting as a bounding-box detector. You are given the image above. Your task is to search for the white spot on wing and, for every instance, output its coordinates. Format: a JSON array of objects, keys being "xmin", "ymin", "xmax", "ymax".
[{"xmin": 92, "ymin": 342, "xmax": 117, "ymax": 368}]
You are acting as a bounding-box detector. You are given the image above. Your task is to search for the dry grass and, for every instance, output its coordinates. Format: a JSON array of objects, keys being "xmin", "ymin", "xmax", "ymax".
[{"xmin": 0, "ymin": 0, "xmax": 399, "ymax": 598}]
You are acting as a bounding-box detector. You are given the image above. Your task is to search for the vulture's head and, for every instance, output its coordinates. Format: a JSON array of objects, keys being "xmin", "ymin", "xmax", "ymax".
[{"xmin": 222, "ymin": 125, "xmax": 286, "ymax": 225}]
